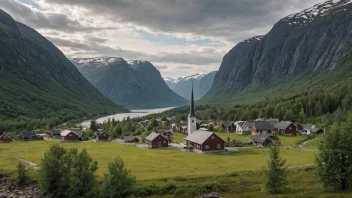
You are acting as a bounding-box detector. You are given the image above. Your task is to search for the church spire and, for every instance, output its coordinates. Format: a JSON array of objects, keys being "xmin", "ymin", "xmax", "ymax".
[{"xmin": 189, "ymin": 82, "xmax": 195, "ymax": 117}]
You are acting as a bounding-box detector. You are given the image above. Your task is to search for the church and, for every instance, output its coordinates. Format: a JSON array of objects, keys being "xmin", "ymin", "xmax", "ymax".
[{"xmin": 184, "ymin": 85, "xmax": 225, "ymax": 153}]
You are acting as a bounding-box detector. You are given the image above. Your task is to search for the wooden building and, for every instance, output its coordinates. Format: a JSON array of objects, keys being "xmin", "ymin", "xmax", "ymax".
[
  {"xmin": 252, "ymin": 134, "xmax": 273, "ymax": 147},
  {"xmin": 252, "ymin": 121, "xmax": 273, "ymax": 136},
  {"xmin": 60, "ymin": 130, "xmax": 79, "ymax": 142},
  {"xmin": 274, "ymin": 121, "xmax": 298, "ymax": 135},
  {"xmin": 95, "ymin": 131, "xmax": 110, "ymax": 141},
  {"xmin": 0, "ymin": 134, "xmax": 12, "ymax": 143},
  {"xmin": 123, "ymin": 136, "xmax": 140, "ymax": 143},
  {"xmin": 18, "ymin": 131, "xmax": 43, "ymax": 141},
  {"xmin": 184, "ymin": 131, "xmax": 225, "ymax": 152},
  {"xmin": 145, "ymin": 132, "xmax": 168, "ymax": 148}
]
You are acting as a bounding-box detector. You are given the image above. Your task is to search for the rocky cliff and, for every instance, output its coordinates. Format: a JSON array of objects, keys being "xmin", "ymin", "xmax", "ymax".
[{"xmin": 203, "ymin": 0, "xmax": 352, "ymax": 104}]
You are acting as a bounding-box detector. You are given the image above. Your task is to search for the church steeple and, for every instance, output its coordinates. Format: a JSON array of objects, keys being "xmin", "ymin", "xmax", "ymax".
[{"xmin": 189, "ymin": 83, "xmax": 195, "ymax": 117}]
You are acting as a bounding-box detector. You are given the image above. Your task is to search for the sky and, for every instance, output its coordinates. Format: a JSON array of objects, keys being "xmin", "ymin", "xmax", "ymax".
[{"xmin": 0, "ymin": 0, "xmax": 324, "ymax": 78}]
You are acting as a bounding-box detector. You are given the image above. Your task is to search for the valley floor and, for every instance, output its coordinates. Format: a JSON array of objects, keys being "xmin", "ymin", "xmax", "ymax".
[{"xmin": 0, "ymin": 139, "xmax": 350, "ymax": 197}]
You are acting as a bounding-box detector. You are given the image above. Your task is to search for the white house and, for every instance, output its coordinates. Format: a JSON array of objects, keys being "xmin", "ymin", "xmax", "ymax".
[{"xmin": 235, "ymin": 121, "xmax": 252, "ymax": 135}]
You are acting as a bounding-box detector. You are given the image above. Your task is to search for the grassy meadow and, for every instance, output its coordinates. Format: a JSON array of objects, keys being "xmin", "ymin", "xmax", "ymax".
[
  {"xmin": 0, "ymin": 140, "xmax": 314, "ymax": 181},
  {"xmin": 304, "ymin": 138, "xmax": 321, "ymax": 150},
  {"xmin": 2, "ymin": 140, "xmax": 352, "ymax": 197}
]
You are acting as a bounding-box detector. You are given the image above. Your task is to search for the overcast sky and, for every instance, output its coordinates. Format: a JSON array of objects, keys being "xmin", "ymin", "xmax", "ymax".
[{"xmin": 1, "ymin": 0, "xmax": 323, "ymax": 78}]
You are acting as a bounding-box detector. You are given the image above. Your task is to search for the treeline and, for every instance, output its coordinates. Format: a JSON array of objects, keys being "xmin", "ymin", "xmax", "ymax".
[
  {"xmin": 157, "ymin": 84, "xmax": 352, "ymax": 127},
  {"xmin": 96, "ymin": 117, "xmax": 170, "ymax": 139}
]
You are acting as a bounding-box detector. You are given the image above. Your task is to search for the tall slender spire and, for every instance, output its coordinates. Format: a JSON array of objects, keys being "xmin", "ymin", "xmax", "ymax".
[{"xmin": 189, "ymin": 82, "xmax": 195, "ymax": 117}]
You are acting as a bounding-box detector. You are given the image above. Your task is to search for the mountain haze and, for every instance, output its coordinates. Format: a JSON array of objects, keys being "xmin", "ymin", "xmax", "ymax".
[
  {"xmin": 201, "ymin": 0, "xmax": 352, "ymax": 104},
  {"xmin": 164, "ymin": 71, "xmax": 217, "ymax": 100},
  {"xmin": 0, "ymin": 9, "xmax": 127, "ymax": 131},
  {"xmin": 71, "ymin": 58, "xmax": 188, "ymax": 109}
]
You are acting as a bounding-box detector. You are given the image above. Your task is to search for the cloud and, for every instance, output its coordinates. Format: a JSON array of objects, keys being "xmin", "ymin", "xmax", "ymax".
[
  {"xmin": 0, "ymin": 0, "xmax": 324, "ymax": 78},
  {"xmin": 43, "ymin": 0, "xmax": 323, "ymax": 42}
]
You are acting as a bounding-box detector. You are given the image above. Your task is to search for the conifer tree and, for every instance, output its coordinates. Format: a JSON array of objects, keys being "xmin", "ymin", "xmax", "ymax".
[{"xmin": 262, "ymin": 146, "xmax": 288, "ymax": 194}]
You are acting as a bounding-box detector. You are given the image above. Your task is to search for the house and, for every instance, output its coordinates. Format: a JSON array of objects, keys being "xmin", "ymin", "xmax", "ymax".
[
  {"xmin": 0, "ymin": 134, "xmax": 12, "ymax": 143},
  {"xmin": 18, "ymin": 131, "xmax": 43, "ymax": 141},
  {"xmin": 60, "ymin": 130, "xmax": 79, "ymax": 142},
  {"xmin": 180, "ymin": 125, "xmax": 188, "ymax": 133},
  {"xmin": 138, "ymin": 120, "xmax": 150, "ymax": 127},
  {"xmin": 145, "ymin": 132, "xmax": 168, "ymax": 148},
  {"xmin": 158, "ymin": 120, "xmax": 168, "ymax": 127},
  {"xmin": 251, "ymin": 134, "xmax": 273, "ymax": 147},
  {"xmin": 199, "ymin": 123, "xmax": 209, "ymax": 130},
  {"xmin": 303, "ymin": 125, "xmax": 323, "ymax": 135},
  {"xmin": 294, "ymin": 122, "xmax": 304, "ymax": 130},
  {"xmin": 123, "ymin": 136, "xmax": 140, "ymax": 143},
  {"xmin": 184, "ymin": 131, "xmax": 225, "ymax": 152},
  {"xmin": 95, "ymin": 131, "xmax": 110, "ymax": 141},
  {"xmin": 217, "ymin": 121, "xmax": 236, "ymax": 132},
  {"xmin": 158, "ymin": 130, "xmax": 174, "ymax": 142},
  {"xmin": 252, "ymin": 121, "xmax": 273, "ymax": 136},
  {"xmin": 235, "ymin": 121, "xmax": 252, "ymax": 135},
  {"xmin": 49, "ymin": 129, "xmax": 61, "ymax": 136},
  {"xmin": 274, "ymin": 121, "xmax": 298, "ymax": 135}
]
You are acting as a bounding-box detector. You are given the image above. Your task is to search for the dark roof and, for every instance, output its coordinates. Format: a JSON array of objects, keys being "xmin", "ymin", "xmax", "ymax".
[
  {"xmin": 267, "ymin": 119, "xmax": 279, "ymax": 127},
  {"xmin": 221, "ymin": 121, "xmax": 233, "ymax": 127},
  {"xmin": 189, "ymin": 85, "xmax": 195, "ymax": 117},
  {"xmin": 253, "ymin": 121, "xmax": 273, "ymax": 130},
  {"xmin": 72, "ymin": 130, "xmax": 82, "ymax": 137},
  {"xmin": 124, "ymin": 136, "xmax": 139, "ymax": 141},
  {"xmin": 50, "ymin": 129, "xmax": 61, "ymax": 135},
  {"xmin": 20, "ymin": 131, "xmax": 37, "ymax": 138},
  {"xmin": 274, "ymin": 121, "xmax": 293, "ymax": 130},
  {"xmin": 251, "ymin": 134, "xmax": 272, "ymax": 143},
  {"xmin": 184, "ymin": 131, "xmax": 225, "ymax": 144}
]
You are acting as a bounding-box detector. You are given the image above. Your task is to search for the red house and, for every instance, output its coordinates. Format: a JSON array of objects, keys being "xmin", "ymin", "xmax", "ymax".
[
  {"xmin": 0, "ymin": 134, "xmax": 12, "ymax": 143},
  {"xmin": 274, "ymin": 121, "xmax": 298, "ymax": 135},
  {"xmin": 252, "ymin": 121, "xmax": 273, "ymax": 136},
  {"xmin": 145, "ymin": 132, "xmax": 168, "ymax": 148},
  {"xmin": 60, "ymin": 130, "xmax": 79, "ymax": 142},
  {"xmin": 184, "ymin": 131, "xmax": 225, "ymax": 153}
]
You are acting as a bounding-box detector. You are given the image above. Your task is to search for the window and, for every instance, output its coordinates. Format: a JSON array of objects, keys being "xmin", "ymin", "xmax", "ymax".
[
  {"xmin": 192, "ymin": 120, "xmax": 194, "ymax": 123},
  {"xmin": 205, "ymin": 145, "xmax": 209, "ymax": 149},
  {"xmin": 163, "ymin": 140, "xmax": 166, "ymax": 143},
  {"xmin": 217, "ymin": 144, "xmax": 221, "ymax": 148},
  {"xmin": 69, "ymin": 134, "xmax": 72, "ymax": 136},
  {"xmin": 211, "ymin": 136, "xmax": 215, "ymax": 139},
  {"xmin": 289, "ymin": 127, "xmax": 292, "ymax": 130}
]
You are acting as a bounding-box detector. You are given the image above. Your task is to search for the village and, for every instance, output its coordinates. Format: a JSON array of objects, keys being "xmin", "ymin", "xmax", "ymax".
[{"xmin": 0, "ymin": 87, "xmax": 324, "ymax": 154}]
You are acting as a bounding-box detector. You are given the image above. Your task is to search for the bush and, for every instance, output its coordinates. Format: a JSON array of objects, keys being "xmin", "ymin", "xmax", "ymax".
[
  {"xmin": 102, "ymin": 156, "xmax": 136, "ymax": 198},
  {"xmin": 16, "ymin": 162, "xmax": 27, "ymax": 185}
]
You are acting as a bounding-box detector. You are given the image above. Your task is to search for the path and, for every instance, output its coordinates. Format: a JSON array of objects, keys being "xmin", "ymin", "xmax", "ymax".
[
  {"xmin": 298, "ymin": 138, "xmax": 319, "ymax": 152},
  {"xmin": 17, "ymin": 158, "xmax": 40, "ymax": 170}
]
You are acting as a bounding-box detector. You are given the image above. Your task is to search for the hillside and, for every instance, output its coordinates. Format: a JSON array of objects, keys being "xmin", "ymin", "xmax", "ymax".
[
  {"xmin": 71, "ymin": 58, "xmax": 188, "ymax": 109},
  {"xmin": 201, "ymin": 0, "xmax": 352, "ymax": 105},
  {"xmin": 0, "ymin": 9, "xmax": 127, "ymax": 131},
  {"xmin": 164, "ymin": 71, "xmax": 217, "ymax": 100}
]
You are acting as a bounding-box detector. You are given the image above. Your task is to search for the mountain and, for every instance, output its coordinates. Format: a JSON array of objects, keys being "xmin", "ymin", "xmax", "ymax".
[
  {"xmin": 71, "ymin": 58, "xmax": 188, "ymax": 109},
  {"xmin": 164, "ymin": 71, "xmax": 217, "ymax": 100},
  {"xmin": 0, "ymin": 9, "xmax": 127, "ymax": 131},
  {"xmin": 201, "ymin": 0, "xmax": 352, "ymax": 105}
]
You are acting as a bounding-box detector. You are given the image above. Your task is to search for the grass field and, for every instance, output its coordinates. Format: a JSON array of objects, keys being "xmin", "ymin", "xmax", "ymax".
[
  {"xmin": 0, "ymin": 140, "xmax": 314, "ymax": 181},
  {"xmin": 304, "ymin": 138, "xmax": 321, "ymax": 150}
]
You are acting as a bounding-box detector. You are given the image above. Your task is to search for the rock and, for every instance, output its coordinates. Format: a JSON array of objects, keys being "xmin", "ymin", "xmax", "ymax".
[{"xmin": 198, "ymin": 192, "xmax": 223, "ymax": 198}]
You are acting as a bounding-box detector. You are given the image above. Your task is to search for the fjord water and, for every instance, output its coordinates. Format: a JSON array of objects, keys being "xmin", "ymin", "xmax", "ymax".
[{"xmin": 80, "ymin": 107, "xmax": 174, "ymax": 127}]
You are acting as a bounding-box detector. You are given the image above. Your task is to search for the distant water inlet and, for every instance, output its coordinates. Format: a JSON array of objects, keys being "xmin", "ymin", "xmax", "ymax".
[{"xmin": 80, "ymin": 107, "xmax": 174, "ymax": 127}]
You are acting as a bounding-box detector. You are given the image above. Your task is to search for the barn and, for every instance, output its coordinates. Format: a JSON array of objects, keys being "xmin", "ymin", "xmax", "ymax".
[
  {"xmin": 145, "ymin": 132, "xmax": 168, "ymax": 148},
  {"xmin": 18, "ymin": 131, "xmax": 43, "ymax": 141},
  {"xmin": 0, "ymin": 134, "xmax": 12, "ymax": 143},
  {"xmin": 184, "ymin": 131, "xmax": 225, "ymax": 153},
  {"xmin": 60, "ymin": 130, "xmax": 79, "ymax": 142}
]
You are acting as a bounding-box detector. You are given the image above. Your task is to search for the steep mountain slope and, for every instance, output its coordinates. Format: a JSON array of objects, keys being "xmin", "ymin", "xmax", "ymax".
[
  {"xmin": 201, "ymin": 0, "xmax": 352, "ymax": 104},
  {"xmin": 164, "ymin": 71, "xmax": 217, "ymax": 100},
  {"xmin": 71, "ymin": 58, "xmax": 188, "ymax": 109},
  {"xmin": 0, "ymin": 9, "xmax": 127, "ymax": 131}
]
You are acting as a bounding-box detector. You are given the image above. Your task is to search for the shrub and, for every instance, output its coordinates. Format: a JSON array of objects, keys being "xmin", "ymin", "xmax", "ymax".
[{"xmin": 16, "ymin": 162, "xmax": 27, "ymax": 185}]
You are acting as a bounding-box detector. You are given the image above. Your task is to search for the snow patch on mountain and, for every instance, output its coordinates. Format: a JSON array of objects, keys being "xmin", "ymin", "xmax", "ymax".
[
  {"xmin": 70, "ymin": 57, "xmax": 124, "ymax": 68},
  {"xmin": 281, "ymin": 0, "xmax": 351, "ymax": 26}
]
